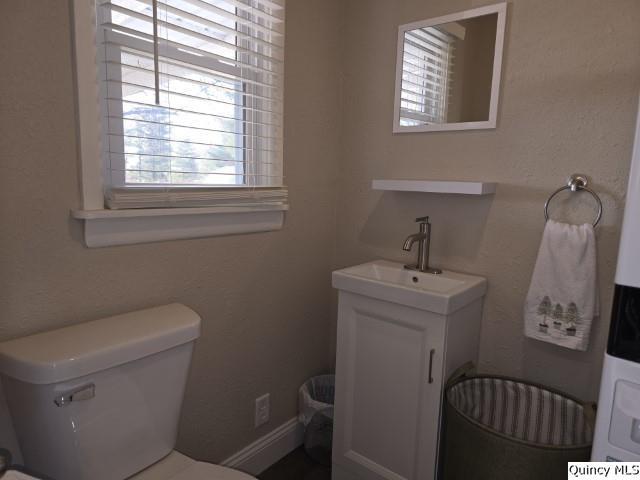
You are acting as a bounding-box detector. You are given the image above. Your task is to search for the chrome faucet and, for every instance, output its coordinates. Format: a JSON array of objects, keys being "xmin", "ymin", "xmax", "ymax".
[{"xmin": 403, "ymin": 216, "xmax": 442, "ymax": 274}]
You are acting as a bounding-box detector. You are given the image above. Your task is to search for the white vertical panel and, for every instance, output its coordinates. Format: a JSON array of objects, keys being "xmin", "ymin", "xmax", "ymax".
[{"xmin": 616, "ymin": 97, "xmax": 640, "ymax": 288}]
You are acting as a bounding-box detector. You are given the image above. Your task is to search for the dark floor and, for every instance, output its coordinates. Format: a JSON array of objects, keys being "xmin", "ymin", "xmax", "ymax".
[{"xmin": 258, "ymin": 448, "xmax": 331, "ymax": 480}]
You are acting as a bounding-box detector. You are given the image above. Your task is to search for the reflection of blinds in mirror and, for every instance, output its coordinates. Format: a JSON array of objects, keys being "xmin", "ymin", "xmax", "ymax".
[
  {"xmin": 399, "ymin": 27, "xmax": 455, "ymax": 126},
  {"xmin": 96, "ymin": 0, "xmax": 285, "ymax": 194}
]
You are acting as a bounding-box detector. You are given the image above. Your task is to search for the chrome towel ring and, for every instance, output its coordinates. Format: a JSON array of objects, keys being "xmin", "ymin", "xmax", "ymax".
[{"xmin": 544, "ymin": 174, "xmax": 603, "ymax": 227}]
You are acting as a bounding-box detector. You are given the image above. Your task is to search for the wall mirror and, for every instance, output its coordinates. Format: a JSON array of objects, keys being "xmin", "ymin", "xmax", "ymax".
[{"xmin": 393, "ymin": 3, "xmax": 507, "ymax": 133}]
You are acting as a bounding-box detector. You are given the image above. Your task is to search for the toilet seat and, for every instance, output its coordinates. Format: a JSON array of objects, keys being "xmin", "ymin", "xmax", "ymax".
[{"xmin": 131, "ymin": 451, "xmax": 256, "ymax": 480}]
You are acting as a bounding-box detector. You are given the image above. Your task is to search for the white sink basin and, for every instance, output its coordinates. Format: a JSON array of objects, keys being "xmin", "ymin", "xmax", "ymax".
[{"xmin": 332, "ymin": 260, "xmax": 487, "ymax": 314}]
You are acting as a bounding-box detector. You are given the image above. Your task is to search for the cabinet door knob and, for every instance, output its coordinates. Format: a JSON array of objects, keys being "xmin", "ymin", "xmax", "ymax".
[{"xmin": 428, "ymin": 349, "xmax": 436, "ymax": 384}]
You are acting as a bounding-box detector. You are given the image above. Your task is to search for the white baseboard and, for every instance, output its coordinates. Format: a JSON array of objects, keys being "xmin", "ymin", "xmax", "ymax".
[{"xmin": 221, "ymin": 417, "xmax": 304, "ymax": 476}]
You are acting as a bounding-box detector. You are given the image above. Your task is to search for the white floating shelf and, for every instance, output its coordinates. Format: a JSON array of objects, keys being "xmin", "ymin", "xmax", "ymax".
[{"xmin": 372, "ymin": 179, "xmax": 496, "ymax": 195}]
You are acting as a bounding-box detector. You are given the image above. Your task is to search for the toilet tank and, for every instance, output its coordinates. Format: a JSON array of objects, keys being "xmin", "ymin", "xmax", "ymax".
[{"xmin": 0, "ymin": 304, "xmax": 201, "ymax": 480}]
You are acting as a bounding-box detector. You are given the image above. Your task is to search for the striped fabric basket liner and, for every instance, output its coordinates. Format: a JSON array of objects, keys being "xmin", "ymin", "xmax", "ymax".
[
  {"xmin": 442, "ymin": 374, "xmax": 594, "ymax": 480},
  {"xmin": 446, "ymin": 376, "xmax": 593, "ymax": 447}
]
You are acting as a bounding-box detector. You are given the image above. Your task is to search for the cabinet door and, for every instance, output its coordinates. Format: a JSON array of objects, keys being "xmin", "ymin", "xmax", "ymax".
[{"xmin": 332, "ymin": 292, "xmax": 445, "ymax": 480}]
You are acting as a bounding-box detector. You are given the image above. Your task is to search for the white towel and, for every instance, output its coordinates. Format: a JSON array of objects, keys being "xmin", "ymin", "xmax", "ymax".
[{"xmin": 524, "ymin": 220, "xmax": 598, "ymax": 351}]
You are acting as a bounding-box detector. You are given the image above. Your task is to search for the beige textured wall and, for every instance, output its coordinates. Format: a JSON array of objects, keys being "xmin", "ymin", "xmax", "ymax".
[
  {"xmin": 1, "ymin": 0, "xmax": 639, "ymax": 469},
  {"xmin": 334, "ymin": 0, "xmax": 640, "ymax": 400},
  {"xmin": 0, "ymin": 0, "xmax": 342, "ymax": 462}
]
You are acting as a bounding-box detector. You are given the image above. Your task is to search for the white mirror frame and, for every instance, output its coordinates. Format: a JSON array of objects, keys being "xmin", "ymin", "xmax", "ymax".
[{"xmin": 393, "ymin": 2, "xmax": 508, "ymax": 133}]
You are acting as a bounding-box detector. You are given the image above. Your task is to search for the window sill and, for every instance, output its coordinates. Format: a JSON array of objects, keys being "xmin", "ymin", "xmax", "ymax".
[{"xmin": 71, "ymin": 205, "xmax": 287, "ymax": 248}]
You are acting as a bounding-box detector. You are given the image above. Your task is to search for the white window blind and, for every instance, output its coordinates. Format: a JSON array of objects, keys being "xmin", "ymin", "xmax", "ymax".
[
  {"xmin": 399, "ymin": 26, "xmax": 454, "ymax": 127},
  {"xmin": 95, "ymin": 0, "xmax": 286, "ymax": 209}
]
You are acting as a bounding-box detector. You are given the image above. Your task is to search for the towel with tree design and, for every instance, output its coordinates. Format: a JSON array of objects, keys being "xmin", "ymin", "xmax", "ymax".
[{"xmin": 524, "ymin": 220, "xmax": 598, "ymax": 351}]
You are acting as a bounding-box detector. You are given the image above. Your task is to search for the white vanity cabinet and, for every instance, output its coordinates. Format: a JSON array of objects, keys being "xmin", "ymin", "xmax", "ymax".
[{"xmin": 331, "ymin": 261, "xmax": 486, "ymax": 480}]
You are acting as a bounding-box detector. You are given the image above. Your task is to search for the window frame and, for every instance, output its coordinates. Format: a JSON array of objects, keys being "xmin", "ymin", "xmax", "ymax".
[{"xmin": 70, "ymin": 0, "xmax": 287, "ymax": 247}]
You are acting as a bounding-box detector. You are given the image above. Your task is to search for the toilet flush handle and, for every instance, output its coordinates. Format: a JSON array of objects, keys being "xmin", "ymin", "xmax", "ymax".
[
  {"xmin": 633, "ymin": 419, "xmax": 640, "ymax": 444},
  {"xmin": 54, "ymin": 383, "xmax": 95, "ymax": 407}
]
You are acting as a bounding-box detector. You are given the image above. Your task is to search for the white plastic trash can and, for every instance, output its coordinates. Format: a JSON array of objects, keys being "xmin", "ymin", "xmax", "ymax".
[{"xmin": 298, "ymin": 374, "xmax": 335, "ymax": 466}]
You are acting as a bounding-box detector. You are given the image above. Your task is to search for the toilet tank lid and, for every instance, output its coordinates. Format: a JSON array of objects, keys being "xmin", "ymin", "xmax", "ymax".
[{"xmin": 0, "ymin": 303, "xmax": 202, "ymax": 385}]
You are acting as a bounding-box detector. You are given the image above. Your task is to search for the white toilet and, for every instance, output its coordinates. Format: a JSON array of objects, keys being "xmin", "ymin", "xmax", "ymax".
[{"xmin": 0, "ymin": 304, "xmax": 257, "ymax": 480}]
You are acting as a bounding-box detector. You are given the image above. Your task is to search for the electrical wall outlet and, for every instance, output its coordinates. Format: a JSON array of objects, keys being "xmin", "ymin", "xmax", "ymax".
[{"xmin": 254, "ymin": 393, "xmax": 270, "ymax": 428}]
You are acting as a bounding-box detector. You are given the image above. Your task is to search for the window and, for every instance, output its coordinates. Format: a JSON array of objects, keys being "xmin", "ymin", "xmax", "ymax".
[
  {"xmin": 71, "ymin": 0, "xmax": 286, "ymax": 246},
  {"xmin": 399, "ymin": 26, "xmax": 455, "ymax": 127},
  {"xmin": 98, "ymin": 0, "xmax": 285, "ymax": 207}
]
